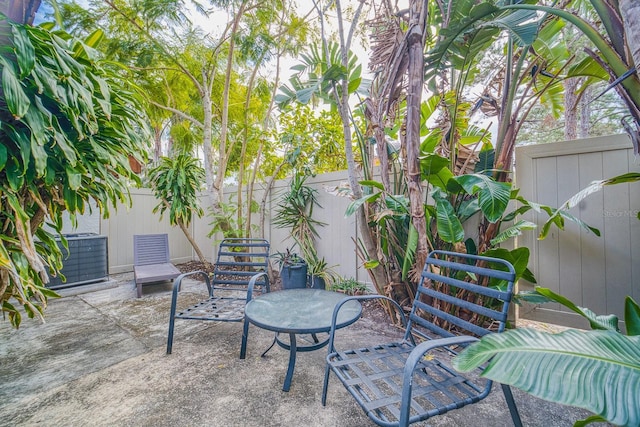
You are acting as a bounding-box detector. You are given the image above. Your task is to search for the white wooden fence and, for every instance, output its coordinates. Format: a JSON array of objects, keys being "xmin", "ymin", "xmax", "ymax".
[
  {"xmin": 66, "ymin": 134, "xmax": 640, "ymax": 328},
  {"xmin": 70, "ymin": 170, "xmax": 369, "ymax": 284}
]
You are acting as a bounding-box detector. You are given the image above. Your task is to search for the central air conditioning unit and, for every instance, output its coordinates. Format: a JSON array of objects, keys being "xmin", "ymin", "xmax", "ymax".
[{"xmin": 47, "ymin": 233, "xmax": 109, "ymax": 290}]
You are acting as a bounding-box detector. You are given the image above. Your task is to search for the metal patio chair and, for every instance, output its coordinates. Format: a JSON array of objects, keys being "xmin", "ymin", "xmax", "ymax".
[
  {"xmin": 167, "ymin": 238, "xmax": 270, "ymax": 358},
  {"xmin": 322, "ymin": 250, "xmax": 523, "ymax": 427}
]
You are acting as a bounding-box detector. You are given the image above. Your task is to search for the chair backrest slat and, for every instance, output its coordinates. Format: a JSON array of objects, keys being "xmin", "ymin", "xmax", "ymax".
[
  {"xmin": 212, "ymin": 238, "xmax": 269, "ymax": 289},
  {"xmin": 405, "ymin": 250, "xmax": 516, "ymax": 341},
  {"xmin": 426, "ymin": 256, "xmax": 515, "ymax": 282},
  {"xmin": 423, "ymin": 271, "xmax": 511, "ymax": 301},
  {"xmin": 412, "ymin": 299, "xmax": 499, "ymax": 338},
  {"xmin": 418, "ymin": 286, "xmax": 507, "ymax": 324},
  {"xmin": 134, "ymin": 234, "xmax": 171, "ymax": 266}
]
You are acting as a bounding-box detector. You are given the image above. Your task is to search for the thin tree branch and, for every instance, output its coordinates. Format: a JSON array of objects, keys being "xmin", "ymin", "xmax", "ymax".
[
  {"xmin": 103, "ymin": 0, "xmax": 204, "ymax": 94},
  {"xmin": 148, "ymin": 100, "xmax": 204, "ymax": 129}
]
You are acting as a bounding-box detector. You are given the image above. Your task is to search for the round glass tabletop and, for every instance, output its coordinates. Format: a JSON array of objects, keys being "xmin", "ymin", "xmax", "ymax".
[{"xmin": 244, "ymin": 288, "xmax": 362, "ymax": 334}]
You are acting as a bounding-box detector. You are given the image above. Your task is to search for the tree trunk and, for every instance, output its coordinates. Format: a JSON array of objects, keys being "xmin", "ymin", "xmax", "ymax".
[
  {"xmin": 494, "ymin": 119, "xmax": 517, "ymax": 175},
  {"xmin": 564, "ymin": 77, "xmax": 579, "ymax": 140},
  {"xmin": 215, "ymin": 0, "xmax": 247, "ymax": 215},
  {"xmin": 620, "ymin": 0, "xmax": 640, "ymax": 70},
  {"xmin": 366, "ymin": 97, "xmax": 392, "ymax": 192},
  {"xmin": 160, "ymin": 199, "xmax": 208, "ymax": 263},
  {"xmin": 153, "ymin": 125, "xmax": 163, "ymax": 163},
  {"xmin": 405, "ymin": 0, "xmax": 429, "ymax": 267},
  {"xmin": 200, "ymin": 78, "xmax": 223, "ymax": 219},
  {"xmin": 0, "ymin": 0, "xmax": 41, "ymax": 24},
  {"xmin": 177, "ymin": 219, "xmax": 208, "ymax": 263},
  {"xmin": 255, "ymin": 51, "xmax": 291, "ymax": 241},
  {"xmin": 332, "ymin": 0, "xmax": 388, "ymax": 294},
  {"xmin": 579, "ymin": 85, "xmax": 591, "ymax": 138}
]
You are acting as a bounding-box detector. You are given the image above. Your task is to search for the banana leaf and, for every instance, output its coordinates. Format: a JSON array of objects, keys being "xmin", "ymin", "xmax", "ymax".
[
  {"xmin": 455, "ymin": 174, "xmax": 511, "ymax": 223},
  {"xmin": 624, "ymin": 297, "xmax": 640, "ymax": 336},
  {"xmin": 453, "ymin": 328, "xmax": 640, "ymax": 426}
]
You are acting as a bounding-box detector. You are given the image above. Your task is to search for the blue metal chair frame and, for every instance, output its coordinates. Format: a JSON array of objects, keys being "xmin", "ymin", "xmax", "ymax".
[
  {"xmin": 167, "ymin": 238, "xmax": 270, "ymax": 358},
  {"xmin": 322, "ymin": 250, "xmax": 523, "ymax": 427}
]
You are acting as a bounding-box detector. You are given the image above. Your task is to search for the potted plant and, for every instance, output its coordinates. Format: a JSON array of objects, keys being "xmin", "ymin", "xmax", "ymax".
[
  {"xmin": 302, "ymin": 246, "xmax": 337, "ymax": 290},
  {"xmin": 273, "ymin": 248, "xmax": 308, "ymax": 289},
  {"xmin": 273, "ymin": 172, "xmax": 339, "ymax": 289}
]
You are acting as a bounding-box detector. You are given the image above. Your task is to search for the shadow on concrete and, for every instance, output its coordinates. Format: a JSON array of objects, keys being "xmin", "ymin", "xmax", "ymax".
[{"xmin": 0, "ymin": 274, "xmax": 605, "ymax": 426}]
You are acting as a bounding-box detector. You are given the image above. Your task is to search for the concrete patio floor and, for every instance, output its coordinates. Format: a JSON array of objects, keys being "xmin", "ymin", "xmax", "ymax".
[{"xmin": 1, "ymin": 274, "xmax": 604, "ymax": 427}]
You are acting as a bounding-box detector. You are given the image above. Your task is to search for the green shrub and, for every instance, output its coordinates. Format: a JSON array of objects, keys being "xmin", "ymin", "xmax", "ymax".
[{"xmin": 331, "ymin": 277, "xmax": 367, "ymax": 295}]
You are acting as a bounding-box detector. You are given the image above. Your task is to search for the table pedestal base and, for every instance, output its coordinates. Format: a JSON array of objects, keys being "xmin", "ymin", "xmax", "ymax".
[{"xmin": 261, "ymin": 332, "xmax": 329, "ymax": 392}]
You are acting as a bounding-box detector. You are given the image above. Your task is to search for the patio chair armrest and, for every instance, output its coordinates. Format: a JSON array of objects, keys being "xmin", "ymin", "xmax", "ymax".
[
  {"xmin": 245, "ymin": 272, "xmax": 269, "ymax": 302},
  {"xmin": 327, "ymin": 294, "xmax": 407, "ymax": 354},
  {"xmin": 404, "ymin": 335, "xmax": 479, "ymax": 374},
  {"xmin": 170, "ymin": 271, "xmax": 211, "ymax": 310},
  {"xmin": 171, "ymin": 270, "xmax": 211, "ymax": 294},
  {"xmin": 398, "ymin": 336, "xmax": 480, "ymax": 425}
]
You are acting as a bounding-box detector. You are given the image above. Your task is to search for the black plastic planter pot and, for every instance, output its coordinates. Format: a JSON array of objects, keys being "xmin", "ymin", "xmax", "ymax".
[
  {"xmin": 308, "ymin": 275, "xmax": 326, "ymax": 290},
  {"xmin": 281, "ymin": 262, "xmax": 308, "ymax": 289}
]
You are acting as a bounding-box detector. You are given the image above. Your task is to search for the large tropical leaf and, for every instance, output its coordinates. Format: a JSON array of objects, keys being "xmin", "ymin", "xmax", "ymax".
[
  {"xmin": 455, "ymin": 174, "xmax": 511, "ymax": 222},
  {"xmin": 473, "ymin": 148, "xmax": 495, "ymax": 175},
  {"xmin": 625, "ymin": 296, "xmax": 640, "ymax": 336},
  {"xmin": 401, "ymin": 224, "xmax": 418, "ymax": 281},
  {"xmin": 567, "ymin": 56, "xmax": 610, "ymax": 81},
  {"xmin": 480, "ymin": 7, "xmax": 539, "ymax": 47},
  {"xmin": 1, "ymin": 58, "xmax": 30, "ymax": 119},
  {"xmin": 520, "ymin": 287, "xmax": 619, "ymax": 331},
  {"xmin": 435, "ymin": 198, "xmax": 465, "ymax": 243},
  {"xmin": 482, "ymin": 247, "xmax": 535, "ymax": 284},
  {"xmin": 419, "ymin": 153, "xmax": 449, "ymax": 176},
  {"xmin": 453, "ymin": 329, "xmax": 640, "ymax": 427},
  {"xmin": 539, "ymin": 173, "xmax": 640, "ymax": 239},
  {"xmin": 531, "ymin": 15, "xmax": 567, "ymax": 61},
  {"xmin": 489, "ymin": 220, "xmax": 536, "ymax": 246},
  {"xmin": 426, "ymin": 3, "xmax": 538, "ymax": 82},
  {"xmin": 345, "ymin": 192, "xmax": 381, "ymax": 217},
  {"xmin": 11, "ymin": 25, "xmax": 35, "ymax": 78}
]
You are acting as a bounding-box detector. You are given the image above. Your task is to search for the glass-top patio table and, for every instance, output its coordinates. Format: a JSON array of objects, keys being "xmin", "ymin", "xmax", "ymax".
[{"xmin": 244, "ymin": 288, "xmax": 362, "ymax": 392}]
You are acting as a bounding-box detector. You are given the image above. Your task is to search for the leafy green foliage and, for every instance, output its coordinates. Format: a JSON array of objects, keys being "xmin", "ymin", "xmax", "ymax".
[
  {"xmin": 344, "ymin": 180, "xmax": 412, "ymax": 282},
  {"xmin": 453, "ymin": 328, "xmax": 640, "ymax": 427},
  {"xmin": 147, "ymin": 154, "xmax": 204, "ymax": 227},
  {"xmin": 0, "ymin": 20, "xmax": 150, "ymax": 327},
  {"xmin": 421, "ymin": 171, "xmax": 517, "ymax": 249},
  {"xmin": 489, "ymin": 220, "xmax": 536, "ymax": 246},
  {"xmin": 273, "ymin": 173, "xmax": 326, "ymax": 259},
  {"xmin": 208, "ymin": 196, "xmax": 260, "ymax": 239},
  {"xmin": 625, "ymin": 297, "xmax": 640, "ymax": 336},
  {"xmin": 433, "ymin": 193, "xmax": 465, "ymax": 244},
  {"xmin": 455, "ymin": 290, "xmax": 640, "ymax": 426},
  {"xmin": 330, "ymin": 277, "xmax": 367, "ymax": 295},
  {"xmin": 540, "ymin": 173, "xmax": 640, "ymax": 238},
  {"xmin": 454, "ymin": 174, "xmax": 511, "ymax": 223},
  {"xmin": 267, "ymin": 104, "xmax": 346, "ymax": 177},
  {"xmin": 276, "ymin": 41, "xmax": 363, "ymax": 109},
  {"xmin": 520, "ymin": 287, "xmax": 620, "ymax": 331},
  {"xmin": 482, "ymin": 247, "xmax": 536, "ymax": 286},
  {"xmin": 425, "ymin": 2, "xmax": 539, "ymax": 88}
]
